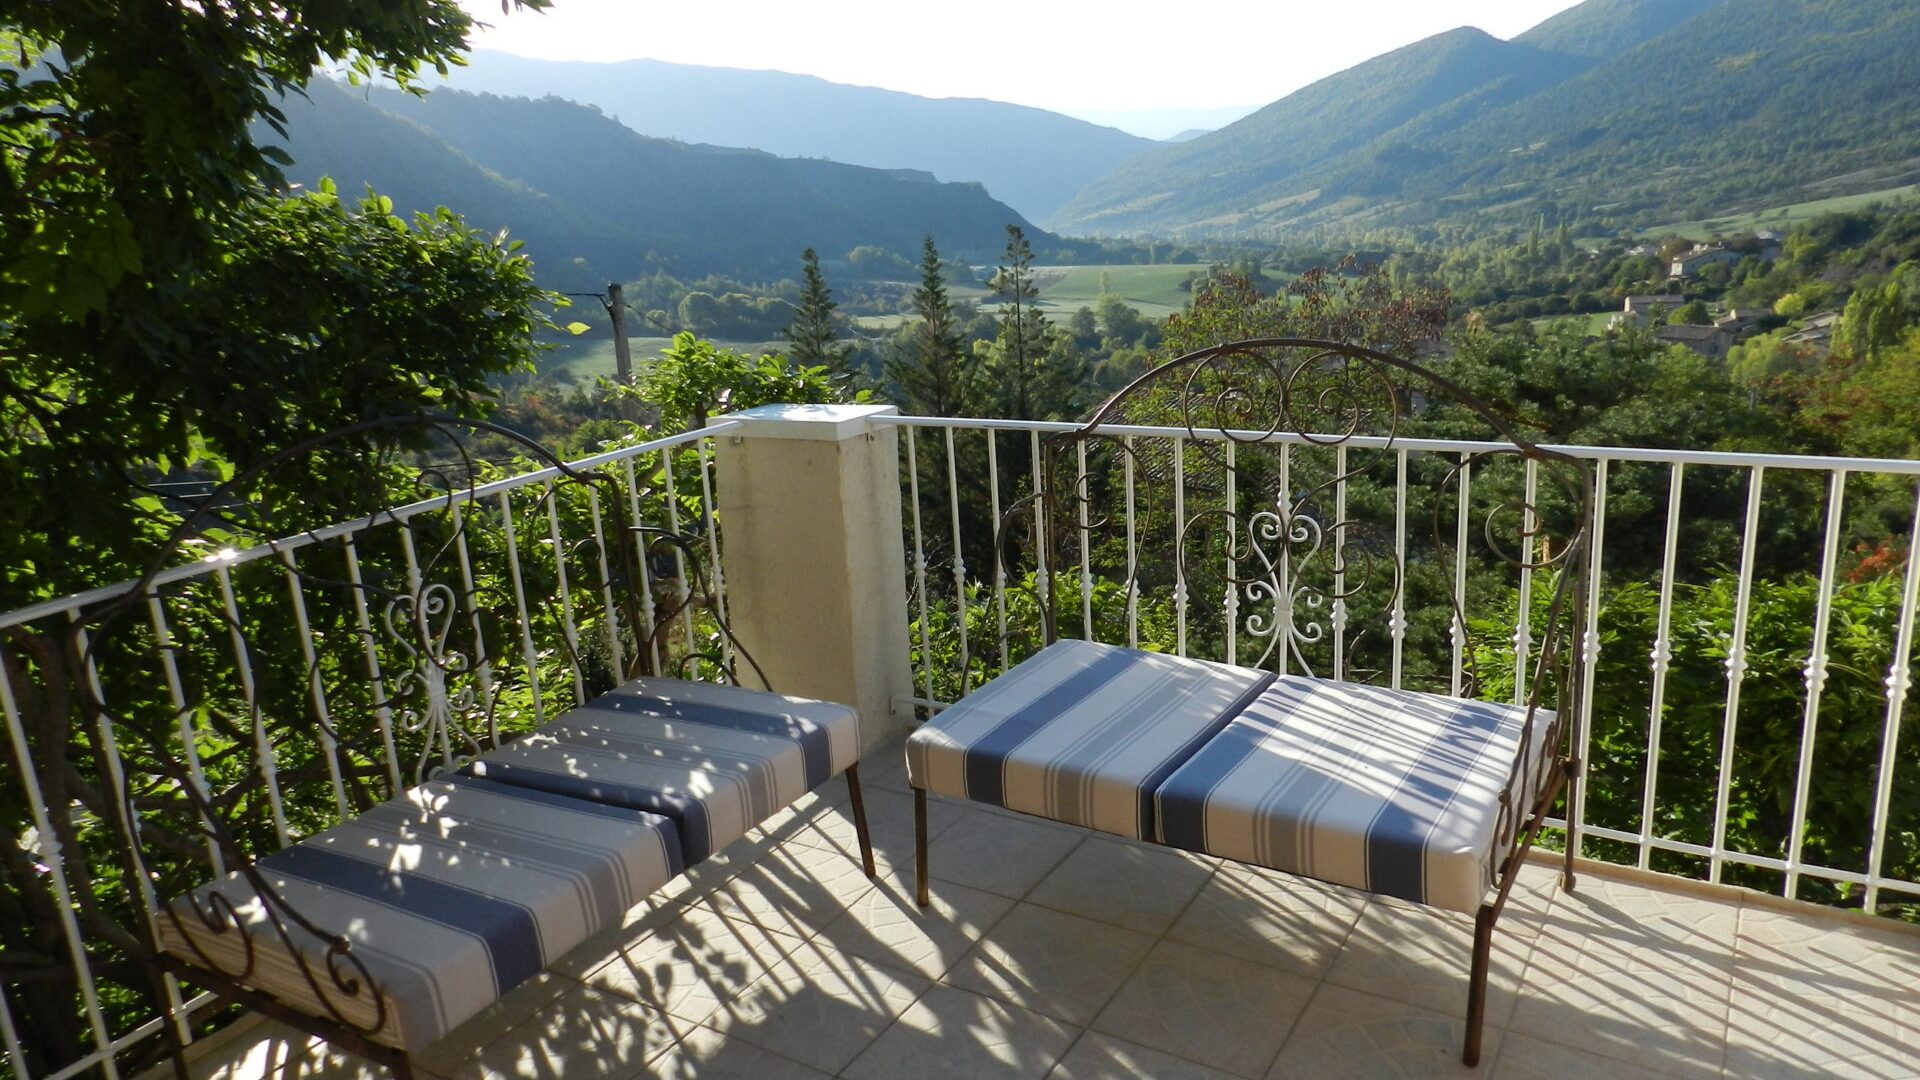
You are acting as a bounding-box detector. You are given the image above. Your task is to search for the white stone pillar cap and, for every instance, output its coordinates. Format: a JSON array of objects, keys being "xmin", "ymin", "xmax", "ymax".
[{"xmin": 715, "ymin": 403, "xmax": 899, "ymax": 441}]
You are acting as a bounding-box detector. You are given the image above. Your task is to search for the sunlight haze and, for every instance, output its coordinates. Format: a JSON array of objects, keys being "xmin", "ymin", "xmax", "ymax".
[{"xmin": 454, "ymin": 0, "xmax": 1588, "ymax": 137}]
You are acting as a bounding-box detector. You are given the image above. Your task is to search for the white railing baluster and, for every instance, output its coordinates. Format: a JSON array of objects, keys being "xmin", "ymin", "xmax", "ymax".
[
  {"xmin": 905, "ymin": 429, "xmax": 933, "ymax": 705},
  {"xmin": 1031, "ymin": 430, "xmax": 1050, "ymax": 641},
  {"xmin": 660, "ymin": 445, "xmax": 697, "ymax": 656},
  {"xmin": 343, "ymin": 536, "xmax": 403, "ymax": 790},
  {"xmin": 988, "ymin": 429, "xmax": 1009, "ymax": 672},
  {"xmin": 1277, "ymin": 442, "xmax": 1292, "ymax": 676},
  {"xmin": 1513, "ymin": 457, "xmax": 1538, "ymax": 705},
  {"xmin": 1452, "ymin": 456, "xmax": 1472, "ymax": 697},
  {"xmin": 622, "ymin": 457, "xmax": 663, "ymax": 678},
  {"xmin": 215, "ymin": 562, "xmax": 289, "ymax": 846},
  {"xmin": 1712, "ymin": 465, "xmax": 1767, "ymax": 884},
  {"xmin": 542, "ymin": 479, "xmax": 588, "ymax": 704},
  {"xmin": 1124, "ymin": 435, "xmax": 1139, "ymax": 650},
  {"xmin": 1078, "ymin": 439, "xmax": 1094, "ymax": 641},
  {"xmin": 586, "ymin": 486, "xmax": 627, "ymax": 681},
  {"xmin": 0, "ymin": 646, "xmax": 120, "ymax": 1079},
  {"xmin": 1333, "ymin": 445, "xmax": 1348, "ymax": 683},
  {"xmin": 1866, "ymin": 482, "xmax": 1920, "ymax": 912},
  {"xmin": 279, "ymin": 551, "xmax": 349, "ymax": 817},
  {"xmin": 396, "ymin": 525, "xmax": 454, "ymax": 771},
  {"xmin": 1224, "ymin": 440, "xmax": 1238, "ymax": 664},
  {"xmin": 694, "ymin": 439, "xmax": 732, "ymax": 672},
  {"xmin": 0, "ymin": 980, "xmax": 28, "ymax": 1080},
  {"xmin": 1573, "ymin": 458, "xmax": 1607, "ymax": 853},
  {"xmin": 1786, "ymin": 470, "xmax": 1849, "ymax": 897},
  {"xmin": 945, "ymin": 428, "xmax": 972, "ymax": 695},
  {"xmin": 148, "ymin": 591, "xmax": 224, "ymax": 875},
  {"xmin": 449, "ymin": 501, "xmax": 501, "ymax": 743},
  {"xmin": 1641, "ymin": 462, "xmax": 1685, "ymax": 870},
  {"xmin": 1174, "ymin": 436, "xmax": 1188, "ymax": 658},
  {"xmin": 496, "ymin": 491, "xmax": 545, "ymax": 725},
  {"xmin": 1389, "ymin": 448, "xmax": 1408, "ymax": 689}
]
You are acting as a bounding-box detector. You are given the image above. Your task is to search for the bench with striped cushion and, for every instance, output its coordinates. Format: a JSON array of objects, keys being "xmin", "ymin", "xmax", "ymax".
[
  {"xmin": 158, "ymin": 777, "xmax": 684, "ymax": 1051},
  {"xmin": 909, "ymin": 640, "xmax": 1555, "ymax": 912},
  {"xmin": 463, "ymin": 676, "xmax": 864, "ymax": 866}
]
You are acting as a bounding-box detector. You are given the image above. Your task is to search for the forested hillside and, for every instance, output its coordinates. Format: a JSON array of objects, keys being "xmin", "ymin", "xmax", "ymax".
[
  {"xmin": 1054, "ymin": 0, "xmax": 1920, "ymax": 241},
  {"xmin": 266, "ymin": 81, "xmax": 1057, "ymax": 284},
  {"xmin": 442, "ymin": 51, "xmax": 1158, "ymax": 221}
]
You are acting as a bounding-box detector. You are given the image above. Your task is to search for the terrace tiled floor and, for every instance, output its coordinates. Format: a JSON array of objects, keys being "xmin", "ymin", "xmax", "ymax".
[{"xmin": 174, "ymin": 736, "xmax": 1920, "ymax": 1080}]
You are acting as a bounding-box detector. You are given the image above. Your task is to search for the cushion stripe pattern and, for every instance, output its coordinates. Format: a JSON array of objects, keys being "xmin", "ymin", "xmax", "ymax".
[
  {"xmin": 1152, "ymin": 676, "xmax": 1556, "ymax": 914},
  {"xmin": 906, "ymin": 640, "xmax": 1276, "ymax": 841},
  {"xmin": 158, "ymin": 779, "xmax": 682, "ymax": 1051},
  {"xmin": 463, "ymin": 677, "xmax": 862, "ymax": 866}
]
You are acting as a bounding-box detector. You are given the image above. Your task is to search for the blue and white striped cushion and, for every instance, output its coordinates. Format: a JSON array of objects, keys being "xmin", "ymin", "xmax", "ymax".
[
  {"xmin": 158, "ymin": 777, "xmax": 683, "ymax": 1050},
  {"xmin": 1153, "ymin": 676, "xmax": 1556, "ymax": 914},
  {"xmin": 906, "ymin": 640, "xmax": 1275, "ymax": 840},
  {"xmin": 463, "ymin": 677, "xmax": 861, "ymax": 865}
]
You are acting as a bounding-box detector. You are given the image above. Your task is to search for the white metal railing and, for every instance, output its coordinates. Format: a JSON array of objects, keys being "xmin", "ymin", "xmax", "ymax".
[
  {"xmin": 0, "ymin": 421, "xmax": 737, "ymax": 1080},
  {"xmin": 885, "ymin": 413, "xmax": 1920, "ymax": 915}
]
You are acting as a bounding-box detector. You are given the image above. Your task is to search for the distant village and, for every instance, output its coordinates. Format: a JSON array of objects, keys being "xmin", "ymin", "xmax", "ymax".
[{"xmin": 1608, "ymin": 230, "xmax": 1835, "ymax": 359}]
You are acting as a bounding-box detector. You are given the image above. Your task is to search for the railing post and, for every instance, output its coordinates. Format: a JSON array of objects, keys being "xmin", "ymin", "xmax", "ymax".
[{"xmin": 714, "ymin": 404, "xmax": 915, "ymax": 750}]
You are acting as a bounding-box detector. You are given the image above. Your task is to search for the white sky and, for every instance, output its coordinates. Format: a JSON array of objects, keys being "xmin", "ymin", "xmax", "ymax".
[{"xmin": 455, "ymin": 1, "xmax": 1588, "ymax": 122}]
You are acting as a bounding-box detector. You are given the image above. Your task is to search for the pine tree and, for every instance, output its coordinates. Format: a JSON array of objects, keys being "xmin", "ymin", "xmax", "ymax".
[
  {"xmin": 885, "ymin": 235, "xmax": 974, "ymax": 416},
  {"xmin": 784, "ymin": 247, "xmax": 850, "ymax": 375},
  {"xmin": 986, "ymin": 224, "xmax": 1068, "ymax": 420}
]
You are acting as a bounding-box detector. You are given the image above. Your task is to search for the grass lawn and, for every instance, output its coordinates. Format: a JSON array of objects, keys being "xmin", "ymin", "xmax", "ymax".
[
  {"xmin": 1648, "ymin": 184, "xmax": 1920, "ymax": 241},
  {"xmin": 1025, "ymin": 264, "xmax": 1201, "ymax": 320},
  {"xmin": 1527, "ymin": 311, "xmax": 1615, "ymax": 336},
  {"xmin": 538, "ymin": 335, "xmax": 786, "ymax": 383}
]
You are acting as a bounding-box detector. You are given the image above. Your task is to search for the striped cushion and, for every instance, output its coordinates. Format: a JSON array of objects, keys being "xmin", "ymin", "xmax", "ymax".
[
  {"xmin": 1153, "ymin": 676, "xmax": 1557, "ymax": 914},
  {"xmin": 906, "ymin": 640, "xmax": 1275, "ymax": 840},
  {"xmin": 463, "ymin": 677, "xmax": 862, "ymax": 865},
  {"xmin": 158, "ymin": 778, "xmax": 683, "ymax": 1050}
]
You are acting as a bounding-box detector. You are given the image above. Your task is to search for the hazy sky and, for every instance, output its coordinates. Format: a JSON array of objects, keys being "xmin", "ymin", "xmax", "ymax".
[{"xmin": 454, "ymin": 1, "xmax": 1587, "ymax": 134}]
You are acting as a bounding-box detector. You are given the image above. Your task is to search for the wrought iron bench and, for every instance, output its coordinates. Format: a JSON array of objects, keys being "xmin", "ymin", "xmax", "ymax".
[
  {"xmin": 65, "ymin": 417, "xmax": 874, "ymax": 1079},
  {"xmin": 905, "ymin": 338, "xmax": 1594, "ymax": 1066}
]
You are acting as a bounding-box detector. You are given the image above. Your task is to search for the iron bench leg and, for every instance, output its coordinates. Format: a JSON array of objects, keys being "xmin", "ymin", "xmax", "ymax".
[
  {"xmin": 845, "ymin": 763, "xmax": 877, "ymax": 879},
  {"xmin": 914, "ymin": 787, "xmax": 930, "ymax": 908},
  {"xmin": 1463, "ymin": 902, "xmax": 1496, "ymax": 1067}
]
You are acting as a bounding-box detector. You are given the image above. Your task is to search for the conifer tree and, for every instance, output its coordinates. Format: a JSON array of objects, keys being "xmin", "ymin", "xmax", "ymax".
[
  {"xmin": 987, "ymin": 225, "xmax": 1054, "ymax": 418},
  {"xmin": 784, "ymin": 247, "xmax": 850, "ymax": 374},
  {"xmin": 885, "ymin": 235, "xmax": 974, "ymax": 416}
]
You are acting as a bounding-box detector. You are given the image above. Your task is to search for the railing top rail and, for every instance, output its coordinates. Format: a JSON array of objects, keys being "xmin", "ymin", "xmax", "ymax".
[
  {"xmin": 0, "ymin": 420, "xmax": 741, "ymax": 632},
  {"xmin": 872, "ymin": 414, "xmax": 1920, "ymax": 476}
]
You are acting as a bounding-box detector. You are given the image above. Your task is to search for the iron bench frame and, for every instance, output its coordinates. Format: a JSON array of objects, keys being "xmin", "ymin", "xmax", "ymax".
[{"xmin": 909, "ymin": 338, "xmax": 1594, "ymax": 1067}]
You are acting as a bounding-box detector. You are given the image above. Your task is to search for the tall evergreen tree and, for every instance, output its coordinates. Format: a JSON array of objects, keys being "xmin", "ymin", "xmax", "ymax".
[
  {"xmin": 784, "ymin": 247, "xmax": 850, "ymax": 374},
  {"xmin": 984, "ymin": 224, "xmax": 1085, "ymax": 420},
  {"xmin": 885, "ymin": 235, "xmax": 974, "ymax": 416}
]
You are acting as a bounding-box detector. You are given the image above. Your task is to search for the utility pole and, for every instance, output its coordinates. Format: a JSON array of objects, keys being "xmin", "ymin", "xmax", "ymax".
[{"xmin": 606, "ymin": 282, "xmax": 633, "ymax": 386}]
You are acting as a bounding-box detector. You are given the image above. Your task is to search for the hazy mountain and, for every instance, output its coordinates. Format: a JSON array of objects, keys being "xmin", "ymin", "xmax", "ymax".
[
  {"xmin": 439, "ymin": 51, "xmax": 1157, "ymax": 222},
  {"xmin": 263, "ymin": 80, "xmax": 1056, "ymax": 287},
  {"xmin": 1053, "ymin": 0, "xmax": 1920, "ymax": 240}
]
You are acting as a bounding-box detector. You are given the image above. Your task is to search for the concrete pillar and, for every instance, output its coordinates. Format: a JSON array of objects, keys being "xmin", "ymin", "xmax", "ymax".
[{"xmin": 713, "ymin": 404, "xmax": 914, "ymax": 751}]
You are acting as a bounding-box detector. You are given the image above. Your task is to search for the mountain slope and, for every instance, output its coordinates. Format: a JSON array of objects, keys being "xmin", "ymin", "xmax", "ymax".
[
  {"xmin": 1054, "ymin": 0, "xmax": 1920, "ymax": 240},
  {"xmin": 439, "ymin": 52, "xmax": 1157, "ymax": 221},
  {"xmin": 265, "ymin": 81, "xmax": 1051, "ymax": 284},
  {"xmin": 1049, "ymin": 27, "xmax": 1588, "ymax": 234}
]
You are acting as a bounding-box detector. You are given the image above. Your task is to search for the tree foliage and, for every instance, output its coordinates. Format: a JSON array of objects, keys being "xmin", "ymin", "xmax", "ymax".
[
  {"xmin": 782, "ymin": 247, "xmax": 850, "ymax": 376},
  {"xmin": 884, "ymin": 235, "xmax": 976, "ymax": 417}
]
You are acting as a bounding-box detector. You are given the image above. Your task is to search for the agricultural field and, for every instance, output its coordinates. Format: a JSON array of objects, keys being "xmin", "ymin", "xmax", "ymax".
[
  {"xmin": 1026, "ymin": 264, "xmax": 1202, "ymax": 320},
  {"xmin": 538, "ymin": 334, "xmax": 786, "ymax": 383},
  {"xmin": 1527, "ymin": 311, "xmax": 1616, "ymax": 336},
  {"xmin": 1648, "ymin": 184, "xmax": 1920, "ymax": 241}
]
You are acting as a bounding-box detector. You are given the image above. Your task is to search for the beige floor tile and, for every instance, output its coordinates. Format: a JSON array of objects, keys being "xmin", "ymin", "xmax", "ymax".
[
  {"xmin": 703, "ymin": 943, "xmax": 929, "ymax": 1074},
  {"xmin": 413, "ymin": 972, "xmax": 579, "ymax": 1074},
  {"xmin": 1265, "ymin": 983, "xmax": 1499, "ymax": 1079},
  {"xmin": 856, "ymin": 735, "xmax": 915, "ymax": 793},
  {"xmin": 1092, "ymin": 940, "xmax": 1316, "ymax": 1079},
  {"xmin": 182, "ymin": 1019, "xmax": 327, "ymax": 1080},
  {"xmin": 814, "ymin": 869, "xmax": 1015, "ymax": 977},
  {"xmin": 451, "ymin": 984, "xmax": 691, "ymax": 1080},
  {"xmin": 1721, "ymin": 973, "xmax": 1920, "ymax": 1079},
  {"xmin": 1323, "ymin": 900, "xmax": 1532, "ymax": 1029},
  {"xmin": 1027, "ymin": 835, "xmax": 1217, "ymax": 935},
  {"xmin": 1491, "ymin": 1033, "xmax": 1680, "ymax": 1079},
  {"xmin": 946, "ymin": 903, "xmax": 1158, "ymax": 1026},
  {"xmin": 1046, "ymin": 1032, "xmax": 1241, "ymax": 1080},
  {"xmin": 1167, "ymin": 863, "xmax": 1367, "ymax": 978},
  {"xmin": 926, "ymin": 807, "xmax": 1088, "ymax": 899},
  {"xmin": 654, "ymin": 834, "xmax": 777, "ymax": 907},
  {"xmin": 746, "ymin": 785, "xmax": 847, "ymax": 847},
  {"xmin": 1735, "ymin": 906, "xmax": 1920, "ymax": 1004},
  {"xmin": 843, "ymin": 984, "xmax": 1079, "ymax": 1080},
  {"xmin": 782, "ymin": 783, "xmax": 964, "ymax": 866},
  {"xmin": 1509, "ymin": 941, "xmax": 1730, "ymax": 1079},
  {"xmin": 583, "ymin": 899, "xmax": 810, "ymax": 1025},
  {"xmin": 703, "ymin": 838, "xmax": 879, "ymax": 939},
  {"xmin": 640, "ymin": 1024, "xmax": 832, "ymax": 1079}
]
